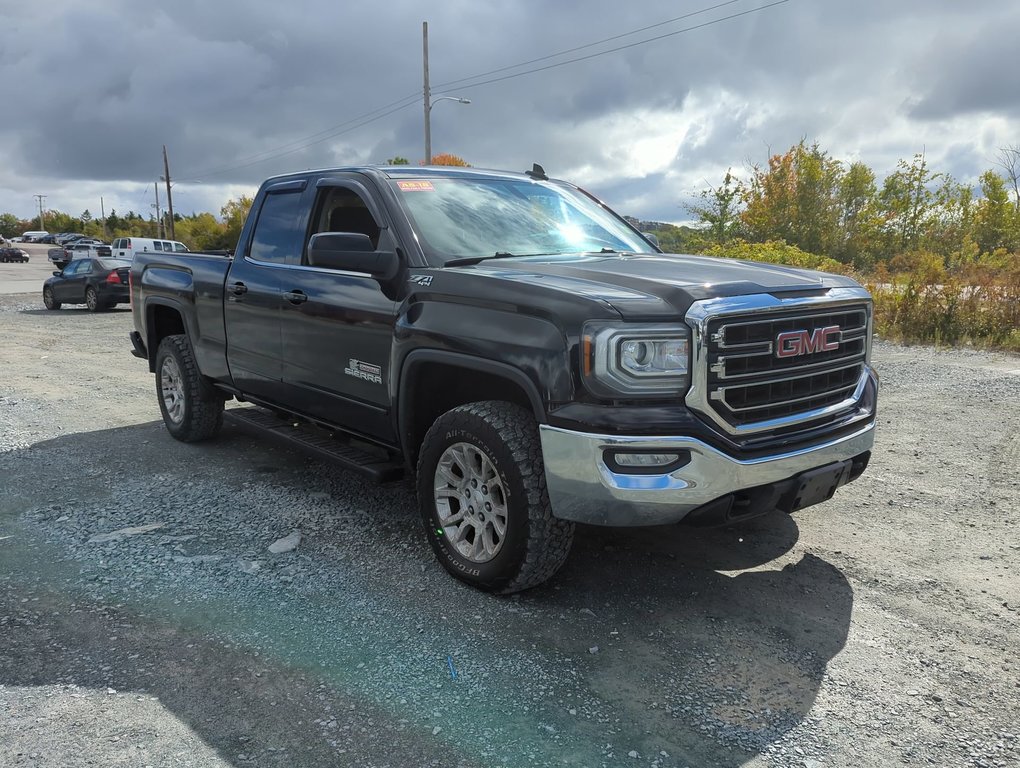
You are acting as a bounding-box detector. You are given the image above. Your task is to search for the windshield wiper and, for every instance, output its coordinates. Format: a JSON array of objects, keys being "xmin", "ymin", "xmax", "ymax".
[{"xmin": 443, "ymin": 251, "xmax": 560, "ymax": 267}]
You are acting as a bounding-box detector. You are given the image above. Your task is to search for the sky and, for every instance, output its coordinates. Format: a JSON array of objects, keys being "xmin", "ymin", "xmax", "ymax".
[{"xmin": 1, "ymin": 0, "xmax": 1018, "ymax": 227}]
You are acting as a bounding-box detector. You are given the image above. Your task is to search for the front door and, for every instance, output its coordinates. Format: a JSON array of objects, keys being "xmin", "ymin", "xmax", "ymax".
[
  {"xmin": 54, "ymin": 258, "xmax": 91, "ymax": 303},
  {"xmin": 278, "ymin": 178, "xmax": 398, "ymax": 442}
]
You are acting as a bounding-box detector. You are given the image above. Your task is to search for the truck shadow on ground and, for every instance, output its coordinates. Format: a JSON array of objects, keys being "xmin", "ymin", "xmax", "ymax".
[{"xmin": 0, "ymin": 421, "xmax": 853, "ymax": 767}]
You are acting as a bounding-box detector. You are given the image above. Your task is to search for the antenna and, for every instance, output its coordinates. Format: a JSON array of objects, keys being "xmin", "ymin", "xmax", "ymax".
[{"xmin": 525, "ymin": 163, "xmax": 548, "ymax": 180}]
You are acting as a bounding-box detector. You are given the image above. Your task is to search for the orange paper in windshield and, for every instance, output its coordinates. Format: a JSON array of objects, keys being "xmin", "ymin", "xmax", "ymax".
[{"xmin": 397, "ymin": 180, "xmax": 435, "ymax": 192}]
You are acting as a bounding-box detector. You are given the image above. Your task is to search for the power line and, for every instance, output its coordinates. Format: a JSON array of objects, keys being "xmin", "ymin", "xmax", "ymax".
[
  {"xmin": 444, "ymin": 1, "xmax": 790, "ymax": 93},
  {"xmin": 179, "ymin": 93, "xmax": 422, "ymax": 182},
  {"xmin": 178, "ymin": 1, "xmax": 788, "ymax": 181},
  {"xmin": 432, "ymin": 0, "xmax": 749, "ymax": 91}
]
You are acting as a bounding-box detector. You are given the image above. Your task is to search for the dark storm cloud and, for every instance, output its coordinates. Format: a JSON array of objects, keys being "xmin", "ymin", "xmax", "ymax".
[
  {"xmin": 1, "ymin": 0, "xmax": 1019, "ymax": 221},
  {"xmin": 908, "ymin": 17, "xmax": 1020, "ymax": 120}
]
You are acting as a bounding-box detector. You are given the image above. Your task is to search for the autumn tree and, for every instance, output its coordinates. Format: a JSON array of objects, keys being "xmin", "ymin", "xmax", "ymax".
[
  {"xmin": 740, "ymin": 141, "xmax": 843, "ymax": 257},
  {"xmin": 427, "ymin": 153, "xmax": 470, "ymax": 167}
]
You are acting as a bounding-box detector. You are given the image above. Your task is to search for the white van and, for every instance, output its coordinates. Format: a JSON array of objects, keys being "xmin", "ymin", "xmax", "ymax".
[
  {"xmin": 110, "ymin": 237, "xmax": 189, "ymax": 259},
  {"xmin": 22, "ymin": 230, "xmax": 49, "ymax": 242}
]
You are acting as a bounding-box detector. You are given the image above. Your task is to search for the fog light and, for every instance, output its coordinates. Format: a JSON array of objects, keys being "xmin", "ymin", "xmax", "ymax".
[
  {"xmin": 604, "ymin": 450, "xmax": 691, "ymax": 475},
  {"xmin": 613, "ymin": 452, "xmax": 679, "ymax": 467}
]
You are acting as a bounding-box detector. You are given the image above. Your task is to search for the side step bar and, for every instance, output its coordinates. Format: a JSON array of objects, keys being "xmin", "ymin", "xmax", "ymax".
[{"xmin": 223, "ymin": 407, "xmax": 404, "ymax": 483}]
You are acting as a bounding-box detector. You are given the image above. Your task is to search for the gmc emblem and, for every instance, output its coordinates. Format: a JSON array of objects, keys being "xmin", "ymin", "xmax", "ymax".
[{"xmin": 776, "ymin": 325, "xmax": 842, "ymax": 358}]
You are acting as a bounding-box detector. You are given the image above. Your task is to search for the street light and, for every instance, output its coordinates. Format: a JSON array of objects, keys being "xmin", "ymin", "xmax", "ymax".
[
  {"xmin": 423, "ymin": 19, "xmax": 471, "ymax": 165},
  {"xmin": 424, "ymin": 95, "xmax": 471, "ymax": 165}
]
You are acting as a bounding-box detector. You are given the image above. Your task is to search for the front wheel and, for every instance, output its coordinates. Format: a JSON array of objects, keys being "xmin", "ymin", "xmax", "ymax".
[
  {"xmin": 43, "ymin": 286, "xmax": 61, "ymax": 310},
  {"xmin": 417, "ymin": 401, "xmax": 574, "ymax": 594},
  {"xmin": 154, "ymin": 334, "xmax": 224, "ymax": 442}
]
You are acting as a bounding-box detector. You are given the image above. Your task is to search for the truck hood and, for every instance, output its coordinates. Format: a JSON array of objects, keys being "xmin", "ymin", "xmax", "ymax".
[{"xmin": 464, "ymin": 252, "xmax": 858, "ymax": 318}]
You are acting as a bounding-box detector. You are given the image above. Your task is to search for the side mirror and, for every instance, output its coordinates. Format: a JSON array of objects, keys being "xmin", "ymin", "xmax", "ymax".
[
  {"xmin": 642, "ymin": 232, "xmax": 660, "ymax": 249},
  {"xmin": 307, "ymin": 232, "xmax": 400, "ymax": 280},
  {"xmin": 53, "ymin": 271, "xmax": 61, "ymax": 277}
]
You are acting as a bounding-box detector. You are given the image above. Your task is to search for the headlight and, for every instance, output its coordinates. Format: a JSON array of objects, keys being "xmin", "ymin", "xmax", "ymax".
[{"xmin": 582, "ymin": 323, "xmax": 691, "ymax": 397}]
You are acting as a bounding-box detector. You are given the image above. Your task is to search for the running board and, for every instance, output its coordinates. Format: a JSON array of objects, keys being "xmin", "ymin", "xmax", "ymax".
[{"xmin": 223, "ymin": 407, "xmax": 404, "ymax": 483}]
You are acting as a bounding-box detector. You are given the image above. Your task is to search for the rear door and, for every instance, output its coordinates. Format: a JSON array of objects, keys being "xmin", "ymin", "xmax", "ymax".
[{"xmin": 223, "ymin": 179, "xmax": 310, "ymax": 403}]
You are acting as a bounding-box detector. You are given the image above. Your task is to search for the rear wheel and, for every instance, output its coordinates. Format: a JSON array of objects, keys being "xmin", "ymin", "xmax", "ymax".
[
  {"xmin": 42, "ymin": 286, "xmax": 61, "ymax": 310},
  {"xmin": 154, "ymin": 334, "xmax": 224, "ymax": 442},
  {"xmin": 85, "ymin": 286, "xmax": 101, "ymax": 312},
  {"xmin": 417, "ymin": 401, "xmax": 574, "ymax": 594}
]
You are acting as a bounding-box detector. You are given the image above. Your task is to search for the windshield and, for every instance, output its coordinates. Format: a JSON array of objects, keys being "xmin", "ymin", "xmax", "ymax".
[{"xmin": 389, "ymin": 176, "xmax": 649, "ymax": 265}]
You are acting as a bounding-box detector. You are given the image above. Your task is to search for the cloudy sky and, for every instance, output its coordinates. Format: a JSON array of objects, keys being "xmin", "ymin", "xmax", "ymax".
[{"xmin": 2, "ymin": 0, "xmax": 1018, "ymax": 226}]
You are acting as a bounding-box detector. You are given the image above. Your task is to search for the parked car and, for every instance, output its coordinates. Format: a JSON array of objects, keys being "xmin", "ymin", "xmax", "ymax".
[
  {"xmin": 21, "ymin": 230, "xmax": 49, "ymax": 242},
  {"xmin": 110, "ymin": 237, "xmax": 189, "ymax": 259},
  {"xmin": 43, "ymin": 257, "xmax": 131, "ymax": 311},
  {"xmin": 55, "ymin": 232, "xmax": 85, "ymax": 245},
  {"xmin": 0, "ymin": 247, "xmax": 29, "ymax": 263},
  {"xmin": 36, "ymin": 234, "xmax": 58, "ymax": 244},
  {"xmin": 50, "ymin": 240, "xmax": 111, "ymax": 268}
]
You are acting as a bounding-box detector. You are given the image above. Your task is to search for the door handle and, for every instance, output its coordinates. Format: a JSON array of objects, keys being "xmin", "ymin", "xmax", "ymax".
[
  {"xmin": 229, "ymin": 282, "xmax": 248, "ymax": 296},
  {"xmin": 283, "ymin": 290, "xmax": 308, "ymax": 305}
]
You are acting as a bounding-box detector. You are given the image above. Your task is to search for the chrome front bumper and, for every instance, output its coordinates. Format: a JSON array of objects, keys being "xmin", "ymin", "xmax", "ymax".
[{"xmin": 539, "ymin": 420, "xmax": 876, "ymax": 526}]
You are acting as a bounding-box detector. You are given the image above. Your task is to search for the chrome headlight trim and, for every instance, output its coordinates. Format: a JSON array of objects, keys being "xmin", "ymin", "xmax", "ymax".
[{"xmin": 582, "ymin": 322, "xmax": 691, "ymax": 397}]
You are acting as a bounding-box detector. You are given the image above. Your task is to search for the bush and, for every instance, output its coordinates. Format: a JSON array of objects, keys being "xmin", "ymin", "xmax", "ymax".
[{"xmin": 867, "ymin": 250, "xmax": 1020, "ymax": 351}]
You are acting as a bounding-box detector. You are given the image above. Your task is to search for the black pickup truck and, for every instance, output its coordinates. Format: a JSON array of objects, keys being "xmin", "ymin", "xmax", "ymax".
[{"xmin": 130, "ymin": 164, "xmax": 877, "ymax": 593}]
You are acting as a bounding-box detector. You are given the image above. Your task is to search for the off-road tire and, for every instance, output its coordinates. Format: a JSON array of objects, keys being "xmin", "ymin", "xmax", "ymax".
[
  {"xmin": 42, "ymin": 287, "xmax": 61, "ymax": 310},
  {"xmin": 154, "ymin": 334, "xmax": 224, "ymax": 442},
  {"xmin": 417, "ymin": 401, "xmax": 574, "ymax": 594}
]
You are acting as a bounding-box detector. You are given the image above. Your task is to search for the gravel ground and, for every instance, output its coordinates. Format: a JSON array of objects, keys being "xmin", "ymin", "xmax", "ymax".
[{"xmin": 0, "ymin": 288, "xmax": 1017, "ymax": 768}]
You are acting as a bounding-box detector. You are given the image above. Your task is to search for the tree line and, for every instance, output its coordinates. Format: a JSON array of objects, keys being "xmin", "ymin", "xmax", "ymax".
[
  {"xmin": 0, "ymin": 196, "xmax": 254, "ymax": 252},
  {"xmin": 646, "ymin": 140, "xmax": 1018, "ymax": 349},
  {"xmin": 652, "ymin": 140, "xmax": 1020, "ymax": 272}
]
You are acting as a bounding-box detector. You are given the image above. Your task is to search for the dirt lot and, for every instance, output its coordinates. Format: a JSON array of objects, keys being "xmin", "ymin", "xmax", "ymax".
[{"xmin": 0, "ymin": 277, "xmax": 1017, "ymax": 768}]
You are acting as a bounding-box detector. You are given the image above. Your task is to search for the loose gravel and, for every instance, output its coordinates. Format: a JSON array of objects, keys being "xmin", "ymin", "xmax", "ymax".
[{"xmin": 0, "ymin": 291, "xmax": 1018, "ymax": 767}]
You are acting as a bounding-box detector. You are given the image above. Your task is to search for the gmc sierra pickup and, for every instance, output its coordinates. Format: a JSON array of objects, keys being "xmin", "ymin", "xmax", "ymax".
[{"xmin": 130, "ymin": 164, "xmax": 877, "ymax": 593}]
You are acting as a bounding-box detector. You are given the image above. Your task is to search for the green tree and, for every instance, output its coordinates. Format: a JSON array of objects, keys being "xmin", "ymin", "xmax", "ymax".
[
  {"xmin": 974, "ymin": 170, "xmax": 1019, "ymax": 254},
  {"xmin": 836, "ymin": 161, "xmax": 879, "ymax": 268},
  {"xmin": 877, "ymin": 152, "xmax": 943, "ymax": 255},
  {"xmin": 219, "ymin": 195, "xmax": 253, "ymax": 250},
  {"xmin": 386, "ymin": 156, "xmax": 410, "ymax": 165},
  {"xmin": 686, "ymin": 170, "xmax": 743, "ymax": 245},
  {"xmin": 0, "ymin": 212, "xmax": 20, "ymax": 238}
]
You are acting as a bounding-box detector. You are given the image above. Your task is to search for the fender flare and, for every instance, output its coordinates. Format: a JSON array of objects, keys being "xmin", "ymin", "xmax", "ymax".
[{"xmin": 396, "ymin": 349, "xmax": 547, "ymax": 459}]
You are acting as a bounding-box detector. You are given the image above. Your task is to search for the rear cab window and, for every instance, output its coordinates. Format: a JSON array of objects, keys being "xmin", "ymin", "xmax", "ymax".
[{"xmin": 248, "ymin": 190, "xmax": 308, "ymax": 264}]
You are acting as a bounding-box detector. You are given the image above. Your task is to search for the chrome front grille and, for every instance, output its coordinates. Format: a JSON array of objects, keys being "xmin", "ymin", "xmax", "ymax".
[{"xmin": 685, "ymin": 289, "xmax": 874, "ymax": 436}]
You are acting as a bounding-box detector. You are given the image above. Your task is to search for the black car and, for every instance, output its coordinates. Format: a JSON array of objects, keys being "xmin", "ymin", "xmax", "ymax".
[
  {"xmin": 37, "ymin": 234, "xmax": 58, "ymax": 244},
  {"xmin": 43, "ymin": 257, "xmax": 131, "ymax": 311},
  {"xmin": 0, "ymin": 247, "xmax": 29, "ymax": 263}
]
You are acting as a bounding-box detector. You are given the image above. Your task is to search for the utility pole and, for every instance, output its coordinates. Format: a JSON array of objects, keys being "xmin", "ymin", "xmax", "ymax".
[
  {"xmin": 33, "ymin": 194, "xmax": 46, "ymax": 231},
  {"xmin": 100, "ymin": 196, "xmax": 107, "ymax": 237},
  {"xmin": 162, "ymin": 145, "xmax": 175, "ymax": 240},
  {"xmin": 423, "ymin": 21, "xmax": 431, "ymax": 165},
  {"xmin": 153, "ymin": 182, "xmax": 163, "ymax": 238}
]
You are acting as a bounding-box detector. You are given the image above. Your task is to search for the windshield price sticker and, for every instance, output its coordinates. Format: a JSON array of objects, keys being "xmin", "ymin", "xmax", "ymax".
[{"xmin": 397, "ymin": 180, "xmax": 435, "ymax": 192}]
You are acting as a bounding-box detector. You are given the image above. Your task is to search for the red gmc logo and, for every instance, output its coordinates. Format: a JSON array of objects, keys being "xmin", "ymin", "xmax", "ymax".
[{"xmin": 776, "ymin": 325, "xmax": 842, "ymax": 358}]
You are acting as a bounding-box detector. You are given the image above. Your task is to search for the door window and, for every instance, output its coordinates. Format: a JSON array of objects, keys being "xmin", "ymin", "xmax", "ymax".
[{"xmin": 249, "ymin": 191, "xmax": 307, "ymax": 264}]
